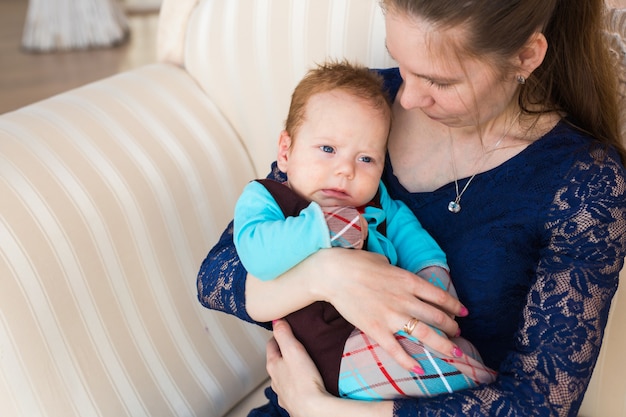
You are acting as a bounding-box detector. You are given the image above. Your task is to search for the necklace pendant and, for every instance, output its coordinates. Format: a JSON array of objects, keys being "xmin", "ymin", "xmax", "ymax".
[{"xmin": 448, "ymin": 200, "xmax": 461, "ymax": 213}]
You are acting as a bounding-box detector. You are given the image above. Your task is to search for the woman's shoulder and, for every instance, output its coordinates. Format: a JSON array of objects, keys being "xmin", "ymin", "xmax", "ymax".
[
  {"xmin": 374, "ymin": 67, "xmax": 402, "ymax": 100},
  {"xmin": 520, "ymin": 121, "xmax": 626, "ymax": 218},
  {"xmin": 479, "ymin": 120, "xmax": 626, "ymax": 218},
  {"xmin": 522, "ymin": 120, "xmax": 625, "ymax": 178}
]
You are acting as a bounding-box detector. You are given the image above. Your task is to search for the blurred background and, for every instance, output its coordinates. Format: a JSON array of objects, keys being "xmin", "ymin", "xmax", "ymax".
[
  {"xmin": 0, "ymin": 0, "xmax": 160, "ymax": 114},
  {"xmin": 2, "ymin": 0, "xmax": 624, "ymax": 116}
]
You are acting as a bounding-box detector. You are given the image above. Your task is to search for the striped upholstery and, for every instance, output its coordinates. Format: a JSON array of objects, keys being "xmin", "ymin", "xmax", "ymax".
[
  {"xmin": 0, "ymin": 64, "xmax": 269, "ymax": 417},
  {"xmin": 1, "ymin": 1, "xmax": 625, "ymax": 417},
  {"xmin": 184, "ymin": 0, "xmax": 397, "ymax": 177}
]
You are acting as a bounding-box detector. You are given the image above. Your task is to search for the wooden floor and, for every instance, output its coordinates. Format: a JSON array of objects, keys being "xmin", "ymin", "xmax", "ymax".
[{"xmin": 0, "ymin": 0, "xmax": 159, "ymax": 115}]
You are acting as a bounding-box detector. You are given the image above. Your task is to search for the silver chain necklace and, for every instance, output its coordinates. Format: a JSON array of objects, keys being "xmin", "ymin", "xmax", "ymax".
[{"xmin": 447, "ymin": 111, "xmax": 521, "ymax": 214}]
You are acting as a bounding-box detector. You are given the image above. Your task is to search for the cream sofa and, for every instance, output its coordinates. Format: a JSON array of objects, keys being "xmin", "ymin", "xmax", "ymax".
[{"xmin": 1, "ymin": 1, "xmax": 625, "ymax": 416}]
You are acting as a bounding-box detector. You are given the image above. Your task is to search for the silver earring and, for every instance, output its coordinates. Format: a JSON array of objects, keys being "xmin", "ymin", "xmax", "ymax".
[{"xmin": 516, "ymin": 74, "xmax": 526, "ymax": 85}]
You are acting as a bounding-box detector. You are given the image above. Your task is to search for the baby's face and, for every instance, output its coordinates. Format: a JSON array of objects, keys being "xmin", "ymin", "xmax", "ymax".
[{"xmin": 277, "ymin": 89, "xmax": 389, "ymax": 208}]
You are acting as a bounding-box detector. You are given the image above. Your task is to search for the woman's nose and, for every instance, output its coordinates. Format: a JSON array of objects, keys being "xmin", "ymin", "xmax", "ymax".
[{"xmin": 399, "ymin": 80, "xmax": 435, "ymax": 110}]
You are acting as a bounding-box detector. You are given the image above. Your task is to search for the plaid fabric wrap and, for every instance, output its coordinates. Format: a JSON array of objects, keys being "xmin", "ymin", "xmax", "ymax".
[
  {"xmin": 323, "ymin": 206, "xmax": 366, "ymax": 249},
  {"xmin": 338, "ymin": 328, "xmax": 497, "ymax": 400}
]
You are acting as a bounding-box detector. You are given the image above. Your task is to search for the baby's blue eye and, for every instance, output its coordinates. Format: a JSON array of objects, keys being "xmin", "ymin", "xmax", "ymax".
[
  {"xmin": 359, "ymin": 156, "xmax": 373, "ymax": 163},
  {"xmin": 320, "ymin": 145, "xmax": 334, "ymax": 153}
]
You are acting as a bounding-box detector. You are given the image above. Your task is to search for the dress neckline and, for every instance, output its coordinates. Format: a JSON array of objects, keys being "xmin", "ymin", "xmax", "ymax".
[{"xmin": 384, "ymin": 119, "xmax": 568, "ymax": 196}]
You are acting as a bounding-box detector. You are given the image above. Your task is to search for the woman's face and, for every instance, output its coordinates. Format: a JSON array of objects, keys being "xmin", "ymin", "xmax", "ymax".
[{"xmin": 385, "ymin": 9, "xmax": 518, "ymax": 129}]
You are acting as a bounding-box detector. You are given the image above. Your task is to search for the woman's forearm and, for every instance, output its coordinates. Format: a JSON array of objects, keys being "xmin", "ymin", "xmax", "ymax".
[
  {"xmin": 245, "ymin": 248, "xmax": 337, "ymax": 322},
  {"xmin": 245, "ymin": 247, "xmax": 393, "ymax": 322},
  {"xmin": 197, "ymin": 221, "xmax": 258, "ymax": 323},
  {"xmin": 245, "ymin": 272, "xmax": 314, "ymax": 322}
]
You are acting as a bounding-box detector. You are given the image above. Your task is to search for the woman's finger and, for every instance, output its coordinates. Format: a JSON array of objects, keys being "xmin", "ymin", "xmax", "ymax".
[
  {"xmin": 266, "ymin": 334, "xmax": 281, "ymax": 362},
  {"xmin": 373, "ymin": 331, "xmax": 423, "ymax": 373},
  {"xmin": 403, "ymin": 275, "xmax": 465, "ymax": 336},
  {"xmin": 401, "ymin": 318, "xmax": 465, "ymax": 360},
  {"xmin": 267, "ymin": 319, "xmax": 328, "ymax": 415},
  {"xmin": 367, "ymin": 315, "xmax": 464, "ymax": 373},
  {"xmin": 270, "ymin": 318, "xmax": 306, "ymax": 358}
]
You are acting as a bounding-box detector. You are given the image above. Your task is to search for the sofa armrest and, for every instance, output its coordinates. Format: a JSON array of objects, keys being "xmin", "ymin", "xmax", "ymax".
[{"xmin": 0, "ymin": 63, "xmax": 270, "ymax": 417}]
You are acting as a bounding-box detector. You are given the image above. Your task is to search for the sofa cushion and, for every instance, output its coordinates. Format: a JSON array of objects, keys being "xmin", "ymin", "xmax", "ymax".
[
  {"xmin": 0, "ymin": 63, "xmax": 270, "ymax": 417},
  {"xmin": 223, "ymin": 382, "xmax": 270, "ymax": 417}
]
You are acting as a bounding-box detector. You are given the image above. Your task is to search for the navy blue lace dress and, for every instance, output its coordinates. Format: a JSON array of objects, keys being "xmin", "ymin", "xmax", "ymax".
[{"xmin": 197, "ymin": 68, "xmax": 626, "ymax": 416}]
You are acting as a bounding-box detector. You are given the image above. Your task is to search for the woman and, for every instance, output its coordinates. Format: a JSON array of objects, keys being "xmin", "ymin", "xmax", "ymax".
[{"xmin": 197, "ymin": 0, "xmax": 626, "ymax": 415}]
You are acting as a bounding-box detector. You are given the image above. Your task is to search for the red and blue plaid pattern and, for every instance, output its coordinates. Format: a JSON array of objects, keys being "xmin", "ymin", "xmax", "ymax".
[
  {"xmin": 338, "ymin": 328, "xmax": 497, "ymax": 400},
  {"xmin": 323, "ymin": 206, "xmax": 366, "ymax": 249}
]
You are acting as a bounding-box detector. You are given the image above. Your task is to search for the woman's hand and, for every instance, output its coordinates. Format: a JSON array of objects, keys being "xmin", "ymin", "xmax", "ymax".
[
  {"xmin": 317, "ymin": 249, "xmax": 467, "ymax": 371},
  {"xmin": 266, "ymin": 319, "xmax": 329, "ymax": 417},
  {"xmin": 249, "ymin": 248, "xmax": 467, "ymax": 372},
  {"xmin": 267, "ymin": 319, "xmax": 393, "ymax": 417}
]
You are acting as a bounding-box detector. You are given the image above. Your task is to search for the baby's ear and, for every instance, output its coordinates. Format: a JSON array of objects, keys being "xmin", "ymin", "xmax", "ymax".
[{"xmin": 276, "ymin": 130, "xmax": 292, "ymax": 173}]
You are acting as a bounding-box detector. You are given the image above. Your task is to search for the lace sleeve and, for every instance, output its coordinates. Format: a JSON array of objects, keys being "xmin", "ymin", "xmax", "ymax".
[
  {"xmin": 393, "ymin": 149, "xmax": 626, "ymax": 416},
  {"xmin": 196, "ymin": 163, "xmax": 287, "ymax": 326}
]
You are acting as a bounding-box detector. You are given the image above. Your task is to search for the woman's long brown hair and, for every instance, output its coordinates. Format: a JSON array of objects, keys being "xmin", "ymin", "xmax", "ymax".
[{"xmin": 381, "ymin": 0, "xmax": 626, "ymax": 162}]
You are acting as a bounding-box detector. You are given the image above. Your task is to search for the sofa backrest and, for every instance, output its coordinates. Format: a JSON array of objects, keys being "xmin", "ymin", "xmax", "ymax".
[{"xmin": 179, "ymin": 0, "xmax": 397, "ymax": 177}]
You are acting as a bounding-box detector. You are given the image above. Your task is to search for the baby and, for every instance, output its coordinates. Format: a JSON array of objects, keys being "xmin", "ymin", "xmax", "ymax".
[{"xmin": 233, "ymin": 61, "xmax": 496, "ymax": 400}]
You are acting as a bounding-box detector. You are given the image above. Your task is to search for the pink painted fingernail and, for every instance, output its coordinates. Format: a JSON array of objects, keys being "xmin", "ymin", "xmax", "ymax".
[
  {"xmin": 455, "ymin": 328, "xmax": 462, "ymax": 338},
  {"xmin": 459, "ymin": 306, "xmax": 469, "ymax": 317},
  {"xmin": 452, "ymin": 346, "xmax": 463, "ymax": 358},
  {"xmin": 412, "ymin": 366, "xmax": 425, "ymax": 376}
]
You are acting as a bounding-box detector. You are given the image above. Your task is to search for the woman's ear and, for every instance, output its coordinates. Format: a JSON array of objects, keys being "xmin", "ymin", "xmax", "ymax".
[
  {"xmin": 276, "ymin": 130, "xmax": 292, "ymax": 173},
  {"xmin": 516, "ymin": 32, "xmax": 548, "ymax": 79}
]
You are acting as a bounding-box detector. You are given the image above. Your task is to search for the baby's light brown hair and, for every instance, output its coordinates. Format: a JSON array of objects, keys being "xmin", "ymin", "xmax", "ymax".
[{"xmin": 284, "ymin": 60, "xmax": 392, "ymax": 140}]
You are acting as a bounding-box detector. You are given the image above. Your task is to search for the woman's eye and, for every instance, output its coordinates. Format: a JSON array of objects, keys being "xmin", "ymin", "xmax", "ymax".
[
  {"xmin": 426, "ymin": 79, "xmax": 451, "ymax": 90},
  {"xmin": 359, "ymin": 156, "xmax": 373, "ymax": 163},
  {"xmin": 320, "ymin": 145, "xmax": 335, "ymax": 153}
]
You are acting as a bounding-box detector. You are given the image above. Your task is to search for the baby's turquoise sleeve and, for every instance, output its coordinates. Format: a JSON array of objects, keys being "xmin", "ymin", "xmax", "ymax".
[
  {"xmin": 375, "ymin": 182, "xmax": 448, "ymax": 273},
  {"xmin": 233, "ymin": 181, "xmax": 331, "ymax": 281}
]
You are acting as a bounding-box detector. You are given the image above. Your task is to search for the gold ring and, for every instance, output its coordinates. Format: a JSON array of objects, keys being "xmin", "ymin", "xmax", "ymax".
[{"xmin": 402, "ymin": 317, "xmax": 419, "ymax": 335}]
